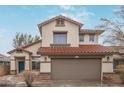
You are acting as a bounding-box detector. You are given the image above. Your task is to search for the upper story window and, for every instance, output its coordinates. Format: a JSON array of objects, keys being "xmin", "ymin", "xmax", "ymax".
[
  {"xmin": 56, "ymin": 18, "xmax": 65, "ymax": 27},
  {"xmin": 53, "ymin": 32, "xmax": 67, "ymax": 44},
  {"xmin": 79, "ymin": 34, "xmax": 84, "ymax": 42},
  {"xmin": 89, "ymin": 34, "xmax": 95, "ymax": 42}
]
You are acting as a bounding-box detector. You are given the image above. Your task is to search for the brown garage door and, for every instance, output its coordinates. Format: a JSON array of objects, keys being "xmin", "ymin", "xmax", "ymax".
[{"xmin": 52, "ymin": 58, "xmax": 101, "ymax": 80}]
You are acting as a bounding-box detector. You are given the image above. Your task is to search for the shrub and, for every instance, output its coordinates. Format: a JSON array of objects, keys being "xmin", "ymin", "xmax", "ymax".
[{"xmin": 23, "ymin": 71, "xmax": 34, "ymax": 87}]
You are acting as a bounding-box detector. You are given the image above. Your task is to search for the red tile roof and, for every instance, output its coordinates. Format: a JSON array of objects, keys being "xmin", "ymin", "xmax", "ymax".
[{"xmin": 37, "ymin": 45, "xmax": 114, "ymax": 56}]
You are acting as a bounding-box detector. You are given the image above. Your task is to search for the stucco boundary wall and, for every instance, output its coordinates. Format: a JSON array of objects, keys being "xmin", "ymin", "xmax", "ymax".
[{"xmin": 0, "ymin": 64, "xmax": 10, "ymax": 76}]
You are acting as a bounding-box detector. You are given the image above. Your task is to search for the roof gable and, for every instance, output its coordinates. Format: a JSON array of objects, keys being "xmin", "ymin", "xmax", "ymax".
[
  {"xmin": 8, "ymin": 48, "xmax": 32, "ymax": 54},
  {"xmin": 8, "ymin": 40, "xmax": 41, "ymax": 54},
  {"xmin": 38, "ymin": 15, "xmax": 83, "ymax": 29}
]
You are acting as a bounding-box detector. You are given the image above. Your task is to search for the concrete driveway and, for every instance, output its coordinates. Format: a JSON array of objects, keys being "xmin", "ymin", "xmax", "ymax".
[
  {"xmin": 0, "ymin": 75, "xmax": 102, "ymax": 87},
  {"xmin": 32, "ymin": 80, "xmax": 101, "ymax": 87}
]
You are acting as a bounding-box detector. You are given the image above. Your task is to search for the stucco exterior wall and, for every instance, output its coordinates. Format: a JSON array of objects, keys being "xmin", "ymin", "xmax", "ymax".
[
  {"xmin": 102, "ymin": 55, "xmax": 113, "ymax": 62},
  {"xmin": 41, "ymin": 20, "xmax": 80, "ymax": 47},
  {"xmin": 40, "ymin": 56, "xmax": 51, "ymax": 73},
  {"xmin": 102, "ymin": 63, "xmax": 113, "ymax": 73},
  {"xmin": 40, "ymin": 56, "xmax": 51, "ymax": 62},
  {"xmin": 102, "ymin": 55, "xmax": 114, "ymax": 73},
  {"xmin": 25, "ymin": 41, "xmax": 41, "ymax": 56},
  {"xmin": 25, "ymin": 60, "xmax": 30, "ymax": 70},
  {"xmin": 40, "ymin": 63, "xmax": 51, "ymax": 73},
  {"xmin": 80, "ymin": 34, "xmax": 98, "ymax": 45},
  {"xmin": 10, "ymin": 60, "xmax": 16, "ymax": 70}
]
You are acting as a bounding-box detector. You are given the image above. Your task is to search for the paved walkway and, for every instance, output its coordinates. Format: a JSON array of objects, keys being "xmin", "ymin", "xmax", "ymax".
[{"xmin": 0, "ymin": 75, "xmax": 26, "ymax": 87}]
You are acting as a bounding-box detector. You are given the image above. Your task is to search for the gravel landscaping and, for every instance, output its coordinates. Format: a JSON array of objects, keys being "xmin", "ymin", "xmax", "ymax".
[
  {"xmin": 0, "ymin": 75, "xmax": 101, "ymax": 87},
  {"xmin": 0, "ymin": 74, "xmax": 124, "ymax": 87}
]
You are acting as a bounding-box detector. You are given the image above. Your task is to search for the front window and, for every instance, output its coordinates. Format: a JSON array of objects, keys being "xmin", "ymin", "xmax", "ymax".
[
  {"xmin": 89, "ymin": 34, "xmax": 95, "ymax": 42},
  {"xmin": 79, "ymin": 34, "xmax": 84, "ymax": 42},
  {"xmin": 53, "ymin": 32, "xmax": 67, "ymax": 44},
  {"xmin": 32, "ymin": 61, "xmax": 40, "ymax": 71}
]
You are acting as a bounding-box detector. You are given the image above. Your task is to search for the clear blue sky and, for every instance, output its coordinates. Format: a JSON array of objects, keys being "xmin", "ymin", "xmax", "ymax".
[{"xmin": 0, "ymin": 5, "xmax": 120, "ymax": 55}]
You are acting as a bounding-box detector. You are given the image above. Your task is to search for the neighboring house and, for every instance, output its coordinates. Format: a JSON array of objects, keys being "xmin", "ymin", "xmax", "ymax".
[
  {"xmin": 8, "ymin": 15, "xmax": 115, "ymax": 81},
  {"xmin": 110, "ymin": 46, "xmax": 124, "ymax": 70},
  {"xmin": 0, "ymin": 53, "xmax": 10, "ymax": 65}
]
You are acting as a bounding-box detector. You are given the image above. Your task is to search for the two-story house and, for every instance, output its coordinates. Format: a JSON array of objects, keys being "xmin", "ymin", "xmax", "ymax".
[{"xmin": 8, "ymin": 15, "xmax": 114, "ymax": 81}]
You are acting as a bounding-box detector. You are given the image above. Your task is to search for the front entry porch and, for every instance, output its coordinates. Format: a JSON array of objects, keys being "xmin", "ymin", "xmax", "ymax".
[
  {"xmin": 10, "ymin": 57, "xmax": 31, "ymax": 74},
  {"xmin": 9, "ymin": 49, "xmax": 32, "ymax": 75}
]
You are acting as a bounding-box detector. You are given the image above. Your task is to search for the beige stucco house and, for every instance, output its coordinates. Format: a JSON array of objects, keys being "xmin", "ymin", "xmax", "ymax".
[
  {"xmin": 8, "ymin": 15, "xmax": 115, "ymax": 81},
  {"xmin": 110, "ymin": 46, "xmax": 124, "ymax": 71}
]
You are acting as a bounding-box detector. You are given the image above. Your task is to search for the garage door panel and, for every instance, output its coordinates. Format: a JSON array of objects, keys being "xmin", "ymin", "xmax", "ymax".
[{"xmin": 52, "ymin": 58, "xmax": 101, "ymax": 80}]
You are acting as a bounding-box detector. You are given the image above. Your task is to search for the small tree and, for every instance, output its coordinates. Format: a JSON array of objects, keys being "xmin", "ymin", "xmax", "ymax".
[
  {"xmin": 13, "ymin": 32, "xmax": 40, "ymax": 48},
  {"xmin": 97, "ymin": 6, "xmax": 124, "ymax": 46},
  {"xmin": 23, "ymin": 71, "xmax": 34, "ymax": 87}
]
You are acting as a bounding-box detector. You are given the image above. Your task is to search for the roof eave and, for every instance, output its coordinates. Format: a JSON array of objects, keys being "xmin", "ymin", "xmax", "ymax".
[
  {"xmin": 38, "ymin": 52, "xmax": 114, "ymax": 56},
  {"xmin": 80, "ymin": 29, "xmax": 105, "ymax": 35}
]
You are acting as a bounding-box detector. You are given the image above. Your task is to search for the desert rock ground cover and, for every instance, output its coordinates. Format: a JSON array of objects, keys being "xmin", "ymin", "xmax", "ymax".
[{"xmin": 0, "ymin": 73, "xmax": 124, "ymax": 87}]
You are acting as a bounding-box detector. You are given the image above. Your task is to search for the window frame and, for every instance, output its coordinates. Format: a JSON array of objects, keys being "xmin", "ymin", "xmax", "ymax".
[
  {"xmin": 53, "ymin": 32, "xmax": 67, "ymax": 44},
  {"xmin": 79, "ymin": 34, "xmax": 84, "ymax": 42},
  {"xmin": 32, "ymin": 61, "xmax": 40, "ymax": 71},
  {"xmin": 89, "ymin": 34, "xmax": 95, "ymax": 42}
]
